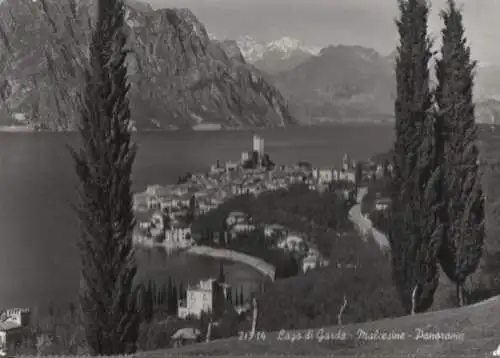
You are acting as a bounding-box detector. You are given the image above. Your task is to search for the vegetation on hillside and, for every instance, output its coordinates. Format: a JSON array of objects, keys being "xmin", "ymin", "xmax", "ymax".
[
  {"xmin": 257, "ymin": 234, "xmax": 404, "ymax": 330},
  {"xmin": 192, "ymin": 183, "xmax": 353, "ymax": 260}
]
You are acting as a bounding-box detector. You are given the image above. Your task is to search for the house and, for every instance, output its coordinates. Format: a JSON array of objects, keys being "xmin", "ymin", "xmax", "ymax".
[
  {"xmin": 301, "ymin": 248, "xmax": 328, "ymax": 272},
  {"xmin": 165, "ymin": 227, "xmax": 193, "ymax": 248},
  {"xmin": 178, "ymin": 279, "xmax": 231, "ymax": 319},
  {"xmin": 263, "ymin": 224, "xmax": 287, "ymax": 239},
  {"xmin": 337, "ymin": 170, "xmax": 356, "ymax": 183},
  {"xmin": 302, "ymin": 255, "xmax": 318, "ymax": 272},
  {"xmin": 230, "ymin": 223, "xmax": 256, "ymax": 234},
  {"xmin": 374, "ymin": 198, "xmax": 392, "ymax": 211},
  {"xmin": 149, "ymin": 211, "xmax": 167, "ymax": 238},
  {"xmin": 226, "ymin": 211, "xmax": 247, "ymax": 226},
  {"xmin": 312, "ymin": 169, "xmax": 334, "ymax": 184},
  {"xmin": 0, "ymin": 309, "xmax": 30, "ymax": 355},
  {"xmin": 171, "ymin": 327, "xmax": 201, "ymax": 348},
  {"xmin": 278, "ymin": 234, "xmax": 307, "ymax": 254}
]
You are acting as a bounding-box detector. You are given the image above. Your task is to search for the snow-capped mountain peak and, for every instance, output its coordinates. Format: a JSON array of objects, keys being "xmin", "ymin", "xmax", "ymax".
[
  {"xmin": 265, "ymin": 37, "xmax": 321, "ymax": 57},
  {"xmin": 234, "ymin": 36, "xmax": 321, "ymax": 63}
]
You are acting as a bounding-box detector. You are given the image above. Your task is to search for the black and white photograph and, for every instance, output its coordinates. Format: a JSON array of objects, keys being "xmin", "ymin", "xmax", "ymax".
[{"xmin": 0, "ymin": 0, "xmax": 498, "ymax": 356}]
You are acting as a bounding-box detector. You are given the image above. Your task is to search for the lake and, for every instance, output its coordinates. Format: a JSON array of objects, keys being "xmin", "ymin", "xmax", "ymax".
[{"xmin": 0, "ymin": 125, "xmax": 394, "ymax": 310}]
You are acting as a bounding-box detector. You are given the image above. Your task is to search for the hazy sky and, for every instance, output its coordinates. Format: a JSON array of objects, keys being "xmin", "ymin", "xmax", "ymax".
[{"xmin": 143, "ymin": 0, "xmax": 499, "ymax": 66}]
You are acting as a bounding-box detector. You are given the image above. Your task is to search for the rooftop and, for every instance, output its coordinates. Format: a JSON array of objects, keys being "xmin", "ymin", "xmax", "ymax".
[{"xmin": 0, "ymin": 320, "xmax": 21, "ymax": 331}]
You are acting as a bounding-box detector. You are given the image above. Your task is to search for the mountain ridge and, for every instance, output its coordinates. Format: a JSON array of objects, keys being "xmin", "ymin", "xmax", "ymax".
[{"xmin": 0, "ymin": 0, "xmax": 296, "ymax": 130}]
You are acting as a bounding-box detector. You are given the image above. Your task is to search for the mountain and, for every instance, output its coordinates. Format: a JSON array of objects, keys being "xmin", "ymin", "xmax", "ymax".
[
  {"xmin": 477, "ymin": 99, "xmax": 500, "ymax": 124},
  {"xmin": 475, "ymin": 65, "xmax": 500, "ymax": 101},
  {"xmin": 271, "ymin": 45, "xmax": 396, "ymax": 124},
  {"xmin": 0, "ymin": 0, "xmax": 295, "ymax": 130},
  {"xmin": 234, "ymin": 36, "xmax": 321, "ymax": 74}
]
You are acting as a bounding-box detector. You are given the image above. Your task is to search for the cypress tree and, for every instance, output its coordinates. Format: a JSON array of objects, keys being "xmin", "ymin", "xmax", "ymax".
[
  {"xmin": 390, "ymin": 0, "xmax": 443, "ymax": 314},
  {"xmin": 179, "ymin": 281, "xmax": 185, "ymax": 300},
  {"xmin": 435, "ymin": 0, "xmax": 485, "ymax": 306},
  {"xmin": 170, "ymin": 282, "xmax": 179, "ymax": 315},
  {"xmin": 218, "ymin": 262, "xmax": 226, "ymax": 283},
  {"xmin": 239, "ymin": 287, "xmax": 245, "ymax": 306},
  {"xmin": 161, "ymin": 283, "xmax": 167, "ymax": 306},
  {"xmin": 167, "ymin": 276, "xmax": 174, "ymax": 313},
  {"xmin": 227, "ymin": 287, "xmax": 233, "ymax": 305},
  {"xmin": 70, "ymin": 0, "xmax": 140, "ymax": 353},
  {"xmin": 234, "ymin": 287, "xmax": 239, "ymax": 306}
]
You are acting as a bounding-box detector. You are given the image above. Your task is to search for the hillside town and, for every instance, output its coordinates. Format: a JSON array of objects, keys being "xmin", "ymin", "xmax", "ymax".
[{"xmin": 130, "ymin": 135, "xmax": 392, "ymax": 320}]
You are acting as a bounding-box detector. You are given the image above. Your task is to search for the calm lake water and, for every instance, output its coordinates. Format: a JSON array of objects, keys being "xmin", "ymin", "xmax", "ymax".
[{"xmin": 0, "ymin": 125, "xmax": 394, "ymax": 309}]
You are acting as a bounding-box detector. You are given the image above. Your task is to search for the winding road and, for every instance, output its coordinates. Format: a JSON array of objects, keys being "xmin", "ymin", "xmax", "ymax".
[{"xmin": 348, "ymin": 187, "xmax": 389, "ymax": 249}]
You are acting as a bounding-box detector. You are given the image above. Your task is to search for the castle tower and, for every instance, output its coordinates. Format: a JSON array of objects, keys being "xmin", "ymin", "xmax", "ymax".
[
  {"xmin": 342, "ymin": 153, "xmax": 350, "ymax": 171},
  {"xmin": 253, "ymin": 135, "xmax": 261, "ymax": 154}
]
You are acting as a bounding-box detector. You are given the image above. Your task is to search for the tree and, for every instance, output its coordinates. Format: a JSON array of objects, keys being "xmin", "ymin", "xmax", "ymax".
[
  {"xmin": 213, "ymin": 282, "xmax": 226, "ymax": 320},
  {"xmin": 166, "ymin": 276, "xmax": 174, "ymax": 312},
  {"xmin": 389, "ymin": 0, "xmax": 443, "ymax": 314},
  {"xmin": 70, "ymin": 0, "xmax": 140, "ymax": 353},
  {"xmin": 140, "ymin": 281, "xmax": 154, "ymax": 322},
  {"xmin": 383, "ymin": 159, "xmax": 391, "ymax": 178},
  {"xmin": 435, "ymin": 0, "xmax": 484, "ymax": 307},
  {"xmin": 227, "ymin": 288, "xmax": 233, "ymax": 305},
  {"xmin": 168, "ymin": 279, "xmax": 179, "ymax": 315},
  {"xmin": 234, "ymin": 287, "xmax": 240, "ymax": 306},
  {"xmin": 239, "ymin": 287, "xmax": 245, "ymax": 306},
  {"xmin": 186, "ymin": 195, "xmax": 197, "ymax": 224},
  {"xmin": 162, "ymin": 208, "xmax": 171, "ymax": 231},
  {"xmin": 218, "ymin": 263, "xmax": 226, "ymax": 283},
  {"xmin": 354, "ymin": 163, "xmax": 363, "ymax": 189}
]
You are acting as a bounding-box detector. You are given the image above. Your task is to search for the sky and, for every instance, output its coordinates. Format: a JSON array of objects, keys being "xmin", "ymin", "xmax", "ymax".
[{"xmin": 142, "ymin": 0, "xmax": 500, "ymax": 66}]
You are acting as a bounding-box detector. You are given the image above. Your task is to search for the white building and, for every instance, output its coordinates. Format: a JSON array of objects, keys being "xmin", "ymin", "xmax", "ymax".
[
  {"xmin": 253, "ymin": 135, "xmax": 264, "ymax": 156},
  {"xmin": 278, "ymin": 234, "xmax": 307, "ymax": 253},
  {"xmin": 226, "ymin": 161, "xmax": 239, "ymax": 172},
  {"xmin": 302, "ymin": 255, "xmax": 318, "ymax": 273},
  {"xmin": 226, "ymin": 211, "xmax": 248, "ymax": 226},
  {"xmin": 241, "ymin": 151, "xmax": 250, "ymax": 164},
  {"xmin": 230, "ymin": 223, "xmax": 256, "ymax": 236},
  {"xmin": 263, "ymin": 224, "xmax": 287, "ymax": 238},
  {"xmin": 164, "ymin": 227, "xmax": 193, "ymax": 247},
  {"xmin": 333, "ymin": 170, "xmax": 356, "ymax": 183},
  {"xmin": 302, "ymin": 249, "xmax": 329, "ymax": 272},
  {"xmin": 374, "ymin": 198, "xmax": 392, "ymax": 211},
  {"xmin": 0, "ymin": 309, "xmax": 30, "ymax": 356},
  {"xmin": 149, "ymin": 212, "xmax": 166, "ymax": 238},
  {"xmin": 313, "ymin": 169, "xmax": 334, "ymax": 184},
  {"xmin": 178, "ymin": 279, "xmax": 231, "ymax": 319}
]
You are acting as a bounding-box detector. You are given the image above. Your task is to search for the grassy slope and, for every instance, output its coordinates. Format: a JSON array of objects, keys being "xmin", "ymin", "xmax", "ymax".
[{"xmin": 137, "ymin": 296, "xmax": 500, "ymax": 357}]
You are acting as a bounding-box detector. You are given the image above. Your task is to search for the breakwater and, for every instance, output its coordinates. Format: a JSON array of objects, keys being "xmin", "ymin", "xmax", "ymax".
[{"xmin": 186, "ymin": 245, "xmax": 276, "ymax": 281}]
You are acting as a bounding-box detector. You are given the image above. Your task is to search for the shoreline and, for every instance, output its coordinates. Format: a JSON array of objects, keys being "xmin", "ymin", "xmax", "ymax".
[
  {"xmin": 185, "ymin": 245, "xmax": 276, "ymax": 281},
  {"xmin": 133, "ymin": 234, "xmax": 276, "ymax": 281}
]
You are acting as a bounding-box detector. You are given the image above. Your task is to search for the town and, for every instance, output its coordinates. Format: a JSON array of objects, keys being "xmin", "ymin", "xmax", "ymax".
[{"xmin": 131, "ymin": 134, "xmax": 393, "ymax": 320}]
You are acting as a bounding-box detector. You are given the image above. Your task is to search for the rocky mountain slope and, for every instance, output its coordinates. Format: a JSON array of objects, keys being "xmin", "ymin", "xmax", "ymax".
[
  {"xmin": 235, "ymin": 35, "xmax": 320, "ymax": 74},
  {"xmin": 271, "ymin": 45, "xmax": 396, "ymax": 124},
  {"xmin": 0, "ymin": 0, "xmax": 295, "ymax": 130},
  {"xmin": 269, "ymin": 44, "xmax": 500, "ymax": 125}
]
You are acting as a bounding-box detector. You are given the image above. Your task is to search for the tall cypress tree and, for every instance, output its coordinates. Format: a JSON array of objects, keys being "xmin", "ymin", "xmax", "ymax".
[
  {"xmin": 239, "ymin": 287, "xmax": 245, "ymax": 306},
  {"xmin": 390, "ymin": 0, "xmax": 443, "ymax": 314},
  {"xmin": 227, "ymin": 287, "xmax": 233, "ymax": 305},
  {"xmin": 70, "ymin": 0, "xmax": 140, "ymax": 353},
  {"xmin": 218, "ymin": 262, "xmax": 226, "ymax": 283},
  {"xmin": 435, "ymin": 0, "xmax": 484, "ymax": 306},
  {"xmin": 166, "ymin": 276, "xmax": 174, "ymax": 313}
]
